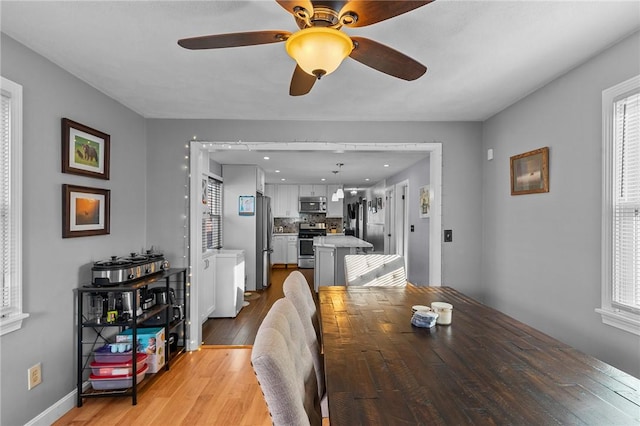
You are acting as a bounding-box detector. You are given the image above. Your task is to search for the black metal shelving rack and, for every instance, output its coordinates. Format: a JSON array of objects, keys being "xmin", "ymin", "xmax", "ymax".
[{"xmin": 74, "ymin": 268, "xmax": 187, "ymax": 406}]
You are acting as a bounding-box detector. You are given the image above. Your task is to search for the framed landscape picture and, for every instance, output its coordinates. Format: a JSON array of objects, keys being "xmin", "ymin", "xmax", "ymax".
[
  {"xmin": 510, "ymin": 147, "xmax": 549, "ymax": 195},
  {"xmin": 61, "ymin": 118, "xmax": 110, "ymax": 180},
  {"xmin": 62, "ymin": 184, "xmax": 110, "ymax": 238}
]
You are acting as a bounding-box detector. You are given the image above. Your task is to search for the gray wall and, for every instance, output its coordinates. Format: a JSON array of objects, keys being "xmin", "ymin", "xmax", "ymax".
[
  {"xmin": 146, "ymin": 120, "xmax": 484, "ymax": 296},
  {"xmin": 482, "ymin": 31, "xmax": 640, "ymax": 377},
  {"xmin": 221, "ymin": 165, "xmax": 258, "ymax": 291},
  {"xmin": 1, "ymin": 34, "xmax": 148, "ymax": 426},
  {"xmin": 387, "ymin": 156, "xmax": 430, "ymax": 285}
]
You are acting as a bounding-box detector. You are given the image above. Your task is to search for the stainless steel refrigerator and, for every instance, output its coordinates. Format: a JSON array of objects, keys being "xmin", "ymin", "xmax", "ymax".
[{"xmin": 255, "ymin": 194, "xmax": 272, "ymax": 289}]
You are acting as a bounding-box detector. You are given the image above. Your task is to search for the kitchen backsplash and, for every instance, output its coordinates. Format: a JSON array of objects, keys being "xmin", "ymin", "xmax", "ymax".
[{"xmin": 274, "ymin": 215, "xmax": 343, "ymax": 233}]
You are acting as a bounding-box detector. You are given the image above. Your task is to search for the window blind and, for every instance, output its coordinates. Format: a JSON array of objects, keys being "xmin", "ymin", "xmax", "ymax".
[
  {"xmin": 612, "ymin": 92, "xmax": 640, "ymax": 312},
  {"xmin": 1, "ymin": 90, "xmax": 13, "ymax": 315},
  {"xmin": 202, "ymin": 176, "xmax": 222, "ymax": 251}
]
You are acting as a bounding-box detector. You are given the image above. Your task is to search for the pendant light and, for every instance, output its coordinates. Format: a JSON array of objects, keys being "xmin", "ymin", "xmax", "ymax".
[{"xmin": 331, "ymin": 163, "xmax": 345, "ymax": 200}]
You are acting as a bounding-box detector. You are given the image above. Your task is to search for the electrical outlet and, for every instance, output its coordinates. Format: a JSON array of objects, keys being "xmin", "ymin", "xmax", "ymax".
[{"xmin": 28, "ymin": 363, "xmax": 42, "ymax": 390}]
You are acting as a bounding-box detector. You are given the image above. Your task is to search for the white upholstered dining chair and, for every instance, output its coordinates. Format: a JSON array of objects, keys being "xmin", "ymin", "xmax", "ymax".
[
  {"xmin": 344, "ymin": 254, "xmax": 407, "ymax": 287},
  {"xmin": 282, "ymin": 270, "xmax": 321, "ymax": 341},
  {"xmin": 251, "ymin": 298, "xmax": 322, "ymax": 426},
  {"xmin": 282, "ymin": 271, "xmax": 328, "ymax": 417}
]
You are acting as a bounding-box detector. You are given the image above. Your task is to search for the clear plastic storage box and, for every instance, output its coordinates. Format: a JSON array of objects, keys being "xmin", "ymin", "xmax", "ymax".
[
  {"xmin": 93, "ymin": 344, "xmax": 134, "ymax": 363},
  {"xmin": 89, "ymin": 364, "xmax": 148, "ymax": 390},
  {"xmin": 90, "ymin": 353, "xmax": 148, "ymax": 377}
]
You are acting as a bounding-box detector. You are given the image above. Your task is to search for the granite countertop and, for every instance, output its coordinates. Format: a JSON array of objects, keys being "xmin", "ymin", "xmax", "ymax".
[
  {"xmin": 313, "ymin": 235, "xmax": 374, "ymax": 248},
  {"xmin": 273, "ymin": 233, "xmax": 298, "ymax": 236}
]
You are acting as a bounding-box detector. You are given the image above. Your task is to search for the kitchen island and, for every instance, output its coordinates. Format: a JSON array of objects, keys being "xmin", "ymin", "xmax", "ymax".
[{"xmin": 313, "ymin": 235, "xmax": 373, "ymax": 291}]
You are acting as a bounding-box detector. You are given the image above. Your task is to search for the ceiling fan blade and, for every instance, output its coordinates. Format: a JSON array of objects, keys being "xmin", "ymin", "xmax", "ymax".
[
  {"xmin": 178, "ymin": 30, "xmax": 290, "ymax": 50},
  {"xmin": 290, "ymin": 65, "xmax": 316, "ymax": 96},
  {"xmin": 339, "ymin": 1, "xmax": 433, "ymax": 27},
  {"xmin": 275, "ymin": 0, "xmax": 314, "ymax": 17},
  {"xmin": 349, "ymin": 37, "xmax": 426, "ymax": 81}
]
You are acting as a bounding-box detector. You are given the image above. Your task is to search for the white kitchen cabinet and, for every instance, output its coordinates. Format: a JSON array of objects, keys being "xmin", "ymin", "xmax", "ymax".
[
  {"xmin": 199, "ymin": 254, "xmax": 215, "ymax": 324},
  {"xmin": 269, "ymin": 184, "xmax": 299, "ymax": 218},
  {"xmin": 326, "ymin": 184, "xmax": 344, "ymax": 218},
  {"xmin": 314, "ymin": 246, "xmax": 336, "ymax": 291},
  {"xmin": 281, "ymin": 185, "xmax": 300, "ymax": 217},
  {"xmin": 299, "ymin": 184, "xmax": 327, "ymax": 197},
  {"xmin": 210, "ymin": 250, "xmax": 245, "ymax": 318},
  {"xmin": 264, "ymin": 183, "xmax": 275, "ymax": 202},
  {"xmin": 287, "ymin": 236, "xmax": 298, "ymax": 265},
  {"xmin": 272, "ymin": 235, "xmax": 287, "ymax": 265}
]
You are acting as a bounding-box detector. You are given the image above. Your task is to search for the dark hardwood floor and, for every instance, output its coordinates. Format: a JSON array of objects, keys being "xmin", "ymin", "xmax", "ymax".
[{"xmin": 201, "ymin": 266, "xmax": 315, "ymax": 345}]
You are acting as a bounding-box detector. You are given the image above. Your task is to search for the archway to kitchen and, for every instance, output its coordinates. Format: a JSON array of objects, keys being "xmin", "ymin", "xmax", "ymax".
[{"xmin": 187, "ymin": 141, "xmax": 442, "ymax": 350}]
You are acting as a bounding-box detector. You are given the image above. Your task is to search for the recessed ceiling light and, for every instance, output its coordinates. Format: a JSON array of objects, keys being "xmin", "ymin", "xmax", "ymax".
[
  {"xmin": 365, "ymin": 178, "xmax": 370, "ymax": 181},
  {"xmin": 275, "ymin": 170, "xmax": 280, "ymax": 173},
  {"xmin": 321, "ymin": 178, "xmax": 326, "ymax": 181},
  {"xmin": 383, "ymin": 164, "xmax": 389, "ymax": 167},
  {"xmin": 281, "ymin": 178, "xmax": 286, "ymax": 181},
  {"xmin": 264, "ymin": 156, "xmax": 270, "ymax": 160}
]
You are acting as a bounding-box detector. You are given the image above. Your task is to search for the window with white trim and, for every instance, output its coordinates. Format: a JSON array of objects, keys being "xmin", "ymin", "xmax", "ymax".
[
  {"xmin": 598, "ymin": 75, "xmax": 640, "ymax": 335},
  {"xmin": 1, "ymin": 76, "xmax": 28, "ymax": 336},
  {"xmin": 202, "ymin": 176, "xmax": 223, "ymax": 251}
]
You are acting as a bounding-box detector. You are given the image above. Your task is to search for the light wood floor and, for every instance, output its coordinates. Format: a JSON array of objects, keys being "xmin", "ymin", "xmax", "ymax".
[{"xmin": 56, "ymin": 267, "xmax": 317, "ymax": 426}]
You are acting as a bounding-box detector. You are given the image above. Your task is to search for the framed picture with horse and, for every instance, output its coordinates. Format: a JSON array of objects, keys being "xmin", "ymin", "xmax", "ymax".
[{"xmin": 61, "ymin": 118, "xmax": 110, "ymax": 180}]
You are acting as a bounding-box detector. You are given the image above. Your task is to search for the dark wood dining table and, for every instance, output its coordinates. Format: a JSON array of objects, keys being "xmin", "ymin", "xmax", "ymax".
[{"xmin": 319, "ymin": 285, "xmax": 640, "ymax": 425}]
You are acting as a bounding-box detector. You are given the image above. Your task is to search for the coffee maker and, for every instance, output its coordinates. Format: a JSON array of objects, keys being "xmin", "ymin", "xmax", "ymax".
[{"xmin": 143, "ymin": 287, "xmax": 182, "ymax": 326}]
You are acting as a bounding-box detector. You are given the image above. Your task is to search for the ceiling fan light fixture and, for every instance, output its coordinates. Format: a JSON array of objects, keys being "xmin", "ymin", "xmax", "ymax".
[{"xmin": 285, "ymin": 27, "xmax": 353, "ymax": 78}]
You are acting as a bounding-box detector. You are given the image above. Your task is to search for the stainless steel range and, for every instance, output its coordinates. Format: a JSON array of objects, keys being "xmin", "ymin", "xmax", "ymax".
[
  {"xmin": 91, "ymin": 250, "xmax": 168, "ymax": 286},
  {"xmin": 298, "ymin": 223, "xmax": 327, "ymax": 268}
]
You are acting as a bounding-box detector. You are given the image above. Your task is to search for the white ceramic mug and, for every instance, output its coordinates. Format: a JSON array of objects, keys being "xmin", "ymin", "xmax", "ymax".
[{"xmin": 431, "ymin": 302, "xmax": 453, "ymax": 325}]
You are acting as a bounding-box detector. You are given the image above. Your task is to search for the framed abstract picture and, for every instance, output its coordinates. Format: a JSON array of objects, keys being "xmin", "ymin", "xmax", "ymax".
[
  {"xmin": 419, "ymin": 185, "xmax": 431, "ymax": 218},
  {"xmin": 239, "ymin": 195, "xmax": 255, "ymax": 216}
]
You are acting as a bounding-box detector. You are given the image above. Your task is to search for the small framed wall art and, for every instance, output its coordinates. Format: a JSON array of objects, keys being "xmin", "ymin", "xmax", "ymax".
[
  {"xmin": 61, "ymin": 118, "xmax": 110, "ymax": 180},
  {"xmin": 419, "ymin": 185, "xmax": 431, "ymax": 218},
  {"xmin": 239, "ymin": 195, "xmax": 255, "ymax": 216},
  {"xmin": 510, "ymin": 147, "xmax": 549, "ymax": 195},
  {"xmin": 62, "ymin": 184, "xmax": 111, "ymax": 238}
]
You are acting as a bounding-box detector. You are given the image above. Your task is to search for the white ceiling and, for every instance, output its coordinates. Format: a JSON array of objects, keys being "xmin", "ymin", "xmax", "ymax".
[
  {"xmin": 2, "ymin": 1, "xmax": 638, "ymax": 185},
  {"xmin": 2, "ymin": 1, "xmax": 638, "ymax": 122},
  {"xmin": 202, "ymin": 142, "xmax": 432, "ymax": 186}
]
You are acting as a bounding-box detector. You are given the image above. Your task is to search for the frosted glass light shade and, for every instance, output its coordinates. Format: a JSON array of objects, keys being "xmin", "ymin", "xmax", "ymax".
[
  {"xmin": 336, "ymin": 188, "xmax": 344, "ymax": 199},
  {"xmin": 331, "ymin": 192, "xmax": 339, "ymax": 202},
  {"xmin": 285, "ymin": 28, "xmax": 353, "ymax": 78}
]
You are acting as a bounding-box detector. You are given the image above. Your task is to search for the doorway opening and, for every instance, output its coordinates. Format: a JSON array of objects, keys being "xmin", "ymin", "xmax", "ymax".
[{"xmin": 188, "ymin": 141, "xmax": 442, "ymax": 350}]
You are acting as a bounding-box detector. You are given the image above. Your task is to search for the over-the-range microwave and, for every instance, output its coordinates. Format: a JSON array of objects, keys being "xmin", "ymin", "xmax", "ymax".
[{"xmin": 299, "ymin": 196, "xmax": 327, "ymax": 213}]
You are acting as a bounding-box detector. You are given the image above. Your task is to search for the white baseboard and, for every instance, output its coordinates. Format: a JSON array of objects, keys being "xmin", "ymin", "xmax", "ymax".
[{"xmin": 25, "ymin": 382, "xmax": 89, "ymax": 426}]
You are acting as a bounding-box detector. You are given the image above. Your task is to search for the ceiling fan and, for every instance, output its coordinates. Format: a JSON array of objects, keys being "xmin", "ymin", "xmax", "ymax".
[{"xmin": 178, "ymin": 0, "xmax": 433, "ymax": 96}]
